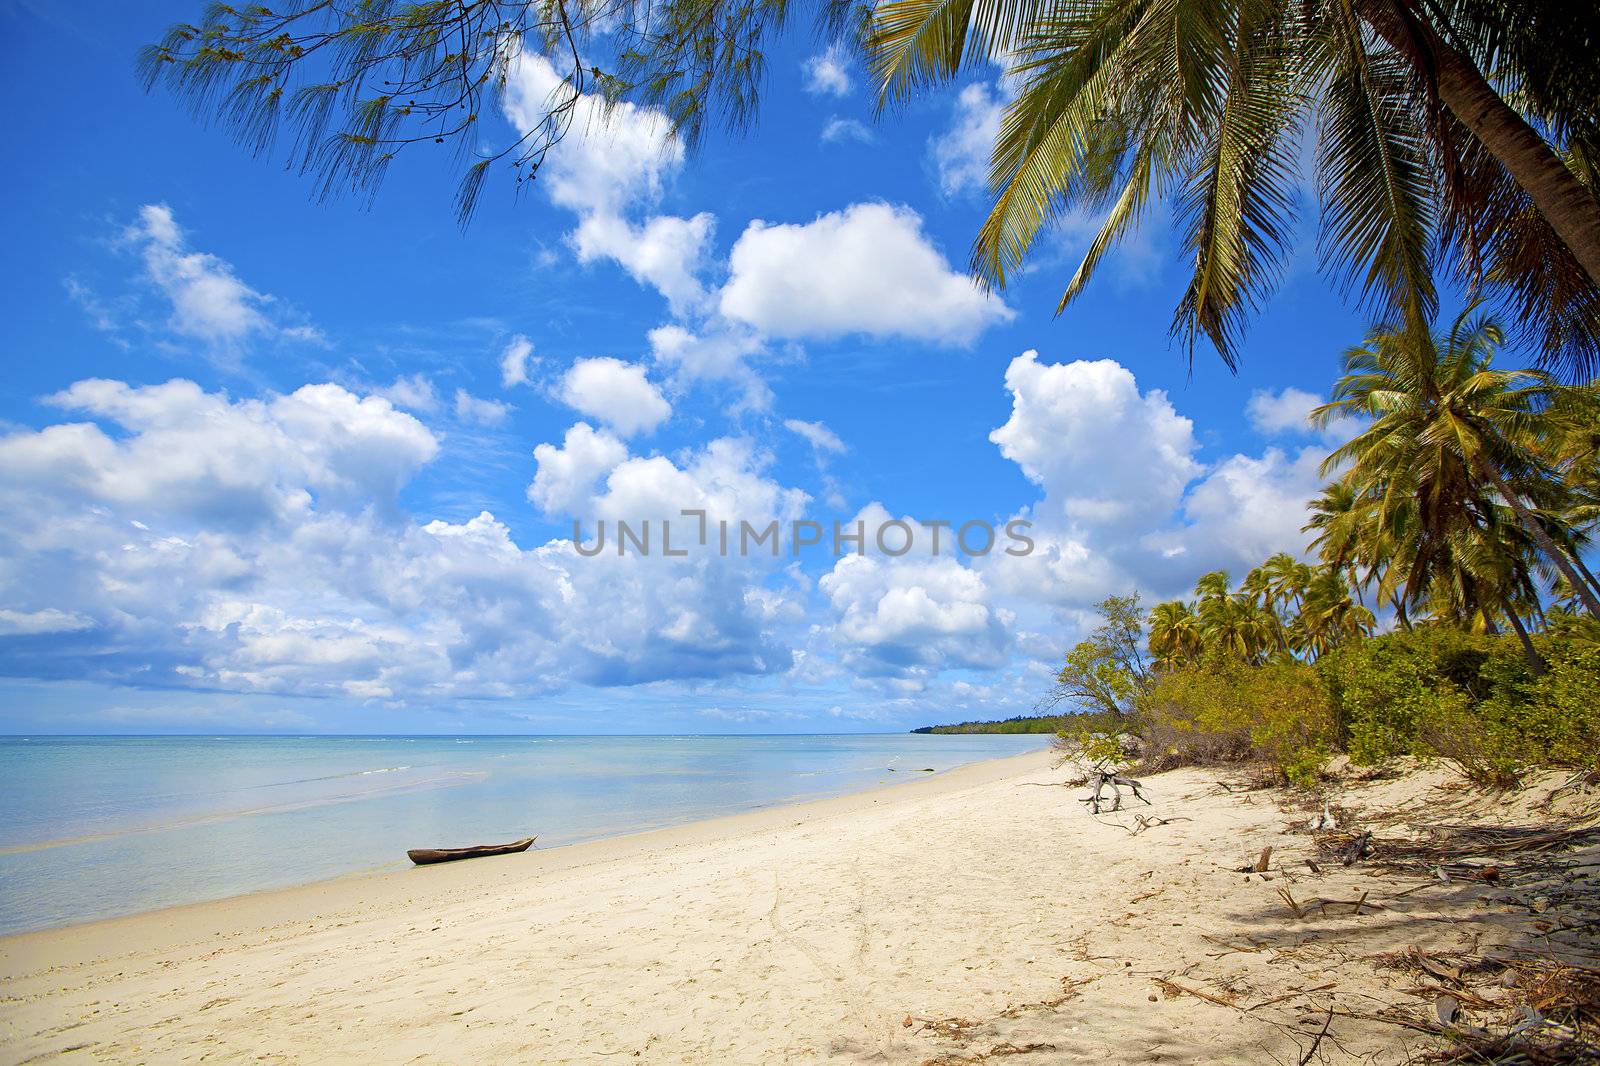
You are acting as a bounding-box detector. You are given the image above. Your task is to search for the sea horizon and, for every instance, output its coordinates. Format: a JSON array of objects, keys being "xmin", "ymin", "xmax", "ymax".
[{"xmin": 0, "ymin": 732, "xmax": 1047, "ymax": 936}]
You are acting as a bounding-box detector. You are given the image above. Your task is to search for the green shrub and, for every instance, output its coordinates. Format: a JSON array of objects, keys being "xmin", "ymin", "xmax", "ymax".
[
  {"xmin": 1318, "ymin": 623, "xmax": 1600, "ymax": 785},
  {"xmin": 1480, "ymin": 626, "xmax": 1600, "ymax": 773},
  {"xmin": 1051, "ymin": 709, "xmax": 1137, "ymax": 768},
  {"xmin": 1136, "ymin": 657, "xmax": 1334, "ymax": 788},
  {"xmin": 1316, "ymin": 627, "xmax": 1524, "ymax": 766}
]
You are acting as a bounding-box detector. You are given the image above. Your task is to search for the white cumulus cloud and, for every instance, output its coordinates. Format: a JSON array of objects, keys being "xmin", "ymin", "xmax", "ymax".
[
  {"xmin": 571, "ymin": 212, "xmax": 714, "ymax": 314},
  {"xmin": 557, "ymin": 357, "xmax": 672, "ymax": 437},
  {"xmin": 719, "ymin": 203, "xmax": 1013, "ymax": 345},
  {"xmin": 0, "ymin": 379, "xmax": 809, "ymax": 699},
  {"xmin": 528, "ymin": 422, "xmax": 629, "ymax": 514},
  {"xmin": 990, "ymin": 351, "xmax": 1202, "ymax": 533}
]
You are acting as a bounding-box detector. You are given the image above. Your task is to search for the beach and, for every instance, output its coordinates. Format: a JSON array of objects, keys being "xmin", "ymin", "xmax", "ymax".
[{"xmin": 2, "ymin": 749, "xmax": 1590, "ymax": 1064}]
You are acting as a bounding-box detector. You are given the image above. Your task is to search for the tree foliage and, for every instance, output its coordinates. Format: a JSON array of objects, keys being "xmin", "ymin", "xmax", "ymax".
[
  {"xmin": 1307, "ymin": 307, "xmax": 1600, "ymax": 674},
  {"xmin": 1040, "ymin": 594, "xmax": 1150, "ymax": 719},
  {"xmin": 1148, "ymin": 557, "xmax": 1373, "ymax": 669}
]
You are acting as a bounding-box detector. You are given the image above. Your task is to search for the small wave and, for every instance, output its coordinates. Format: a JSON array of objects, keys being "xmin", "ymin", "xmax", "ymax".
[{"xmin": 357, "ymin": 766, "xmax": 409, "ymax": 776}]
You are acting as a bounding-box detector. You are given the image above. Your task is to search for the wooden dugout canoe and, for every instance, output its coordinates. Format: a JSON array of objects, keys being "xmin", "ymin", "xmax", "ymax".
[{"xmin": 406, "ymin": 836, "xmax": 536, "ymax": 865}]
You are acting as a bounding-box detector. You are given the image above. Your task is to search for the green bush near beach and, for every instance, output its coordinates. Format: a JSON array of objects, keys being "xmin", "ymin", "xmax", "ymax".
[
  {"xmin": 1136, "ymin": 658, "xmax": 1335, "ymax": 789},
  {"xmin": 1051, "ymin": 601, "xmax": 1600, "ymax": 790},
  {"xmin": 1316, "ymin": 621, "xmax": 1600, "ymax": 784},
  {"xmin": 1045, "ymin": 313, "xmax": 1600, "ymax": 790}
]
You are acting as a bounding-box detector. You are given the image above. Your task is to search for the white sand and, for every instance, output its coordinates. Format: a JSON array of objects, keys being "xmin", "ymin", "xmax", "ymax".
[{"xmin": 3, "ymin": 750, "xmax": 1589, "ymax": 1064}]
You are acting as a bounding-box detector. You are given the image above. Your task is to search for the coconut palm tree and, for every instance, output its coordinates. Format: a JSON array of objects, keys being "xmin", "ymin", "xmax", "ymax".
[
  {"xmin": 1314, "ymin": 307, "xmax": 1600, "ymax": 617},
  {"xmin": 1305, "ymin": 483, "xmax": 1369, "ymax": 584},
  {"xmin": 1292, "ymin": 566, "xmax": 1376, "ymax": 658},
  {"xmin": 1147, "ymin": 599, "xmax": 1203, "ymax": 669},
  {"xmin": 1259, "ymin": 552, "xmax": 1312, "ymax": 619}
]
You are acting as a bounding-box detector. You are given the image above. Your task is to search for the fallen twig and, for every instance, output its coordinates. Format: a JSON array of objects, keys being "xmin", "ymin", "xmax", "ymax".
[
  {"xmin": 1246, "ymin": 982, "xmax": 1338, "ymax": 1012},
  {"xmin": 1297, "ymin": 1008, "xmax": 1334, "ymax": 1065},
  {"xmin": 1154, "ymin": 978, "xmax": 1240, "ymax": 1010}
]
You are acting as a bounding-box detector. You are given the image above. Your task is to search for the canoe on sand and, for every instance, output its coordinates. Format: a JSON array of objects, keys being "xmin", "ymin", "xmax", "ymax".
[{"xmin": 406, "ymin": 836, "xmax": 536, "ymax": 865}]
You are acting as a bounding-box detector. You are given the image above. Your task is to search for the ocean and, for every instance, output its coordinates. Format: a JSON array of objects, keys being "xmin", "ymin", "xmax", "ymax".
[{"xmin": 0, "ymin": 733, "xmax": 1047, "ymax": 934}]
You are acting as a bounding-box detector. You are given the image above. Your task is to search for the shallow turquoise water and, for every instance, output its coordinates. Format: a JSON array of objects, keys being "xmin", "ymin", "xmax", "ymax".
[{"xmin": 0, "ymin": 733, "xmax": 1046, "ymax": 934}]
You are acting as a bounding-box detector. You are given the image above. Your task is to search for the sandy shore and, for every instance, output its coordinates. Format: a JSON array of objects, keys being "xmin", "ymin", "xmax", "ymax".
[{"xmin": 3, "ymin": 749, "xmax": 1593, "ymax": 1064}]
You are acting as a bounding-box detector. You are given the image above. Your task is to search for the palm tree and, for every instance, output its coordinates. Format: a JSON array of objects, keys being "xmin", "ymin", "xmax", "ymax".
[
  {"xmin": 1187, "ymin": 571, "xmax": 1276, "ymax": 663},
  {"xmin": 1260, "ymin": 552, "xmax": 1312, "ymax": 617},
  {"xmin": 1305, "ymin": 484, "xmax": 1369, "ymax": 582},
  {"xmin": 1194, "ymin": 570, "xmax": 1232, "ymax": 605},
  {"xmin": 1147, "ymin": 599, "xmax": 1203, "ymax": 668},
  {"xmin": 1314, "ymin": 307, "xmax": 1600, "ymax": 621},
  {"xmin": 868, "ymin": 0, "xmax": 1600, "ymax": 374},
  {"xmin": 1292, "ymin": 566, "xmax": 1376, "ymax": 658}
]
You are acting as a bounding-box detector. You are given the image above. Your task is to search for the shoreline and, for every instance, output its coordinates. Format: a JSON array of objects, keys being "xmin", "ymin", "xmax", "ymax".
[
  {"xmin": 0, "ymin": 734, "xmax": 1049, "ymax": 938},
  {"xmin": 0, "ymin": 745, "xmax": 1051, "ymax": 962},
  {"xmin": 5, "ymin": 749, "xmax": 1593, "ymax": 1064}
]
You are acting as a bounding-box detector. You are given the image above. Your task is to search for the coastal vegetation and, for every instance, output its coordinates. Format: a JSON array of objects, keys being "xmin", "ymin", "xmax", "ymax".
[
  {"xmin": 1051, "ymin": 310, "xmax": 1600, "ymax": 790},
  {"xmin": 911, "ymin": 715, "xmax": 1077, "ymax": 734}
]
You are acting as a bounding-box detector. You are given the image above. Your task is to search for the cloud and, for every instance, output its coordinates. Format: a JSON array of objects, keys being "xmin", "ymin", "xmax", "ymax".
[
  {"xmin": 0, "ymin": 354, "xmax": 1348, "ymax": 712},
  {"xmin": 453, "ymin": 389, "xmax": 511, "ymax": 426},
  {"xmin": 820, "ymin": 543, "xmax": 1013, "ymax": 679},
  {"xmin": 0, "ymin": 608, "xmax": 95, "ymax": 636},
  {"xmin": 557, "ymin": 357, "xmax": 672, "ymax": 437},
  {"xmin": 980, "ymin": 351, "xmax": 1334, "ymax": 609},
  {"xmin": 930, "ymin": 83, "xmax": 1004, "ymax": 197},
  {"xmin": 783, "ymin": 418, "xmax": 846, "ymax": 455},
  {"xmin": 1152, "ymin": 446, "xmax": 1327, "ymax": 569},
  {"xmin": 1247, "ymin": 385, "xmax": 1360, "ymax": 444},
  {"xmin": 648, "ymin": 323, "xmax": 773, "ymax": 412},
  {"xmin": 528, "ymin": 421, "xmax": 629, "ymax": 514},
  {"xmin": 821, "ymin": 117, "xmax": 874, "ymax": 145},
  {"xmin": 1246, "ymin": 386, "xmax": 1320, "ymax": 435},
  {"xmin": 374, "ymin": 373, "xmax": 439, "ymax": 413},
  {"xmin": 802, "ymin": 46, "xmax": 852, "ymax": 96},
  {"xmin": 719, "ymin": 203, "xmax": 1013, "ymax": 345},
  {"xmin": 0, "ymin": 380, "xmax": 807, "ymax": 698},
  {"xmin": 22, "ymin": 378, "xmax": 438, "ymax": 526},
  {"xmin": 990, "ymin": 351, "xmax": 1202, "ymax": 533},
  {"xmin": 571, "ymin": 211, "xmax": 714, "ymax": 314},
  {"xmin": 125, "ymin": 204, "xmax": 323, "ymax": 350},
  {"xmin": 500, "ymin": 53, "xmax": 715, "ymax": 322},
  {"xmin": 499, "ymin": 335, "xmax": 536, "ymax": 388},
  {"xmin": 501, "ymin": 55, "xmax": 682, "ymax": 218}
]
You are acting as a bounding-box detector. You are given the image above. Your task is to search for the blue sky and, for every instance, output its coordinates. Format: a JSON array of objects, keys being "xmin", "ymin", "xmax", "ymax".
[{"xmin": 2, "ymin": 2, "xmax": 1405, "ymax": 734}]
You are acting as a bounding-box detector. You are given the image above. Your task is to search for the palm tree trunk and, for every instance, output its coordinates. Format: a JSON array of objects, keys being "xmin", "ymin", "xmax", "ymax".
[
  {"xmin": 1499, "ymin": 598, "xmax": 1547, "ymax": 675},
  {"xmin": 1354, "ymin": 0, "xmax": 1600, "ymax": 290},
  {"xmin": 1391, "ymin": 593, "xmax": 1412, "ymax": 630},
  {"xmin": 1570, "ymin": 549, "xmax": 1600, "ymax": 602},
  {"xmin": 1477, "ymin": 461, "xmax": 1600, "ymax": 617}
]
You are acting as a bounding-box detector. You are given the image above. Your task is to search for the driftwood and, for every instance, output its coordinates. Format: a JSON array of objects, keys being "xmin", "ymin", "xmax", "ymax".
[
  {"xmin": 1079, "ymin": 769, "xmax": 1150, "ymax": 814},
  {"xmin": 1232, "ymin": 845, "xmax": 1274, "ymax": 873},
  {"xmin": 1131, "ymin": 814, "xmax": 1191, "ymax": 834},
  {"xmin": 1340, "ymin": 830, "xmax": 1372, "ymax": 866}
]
